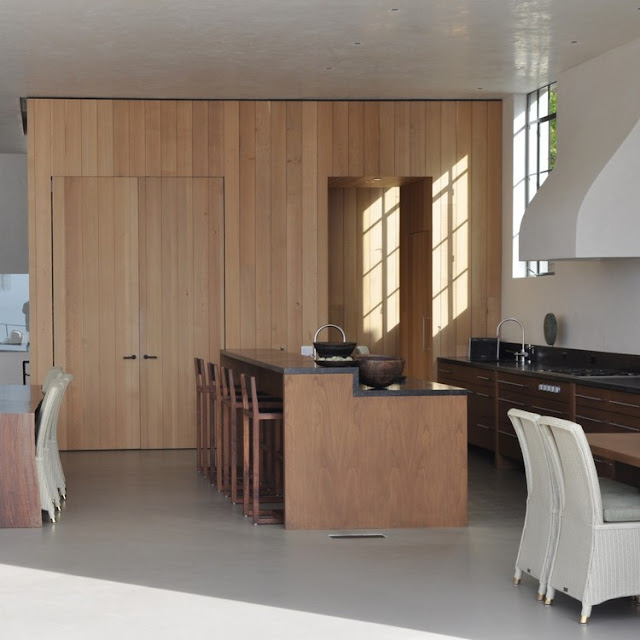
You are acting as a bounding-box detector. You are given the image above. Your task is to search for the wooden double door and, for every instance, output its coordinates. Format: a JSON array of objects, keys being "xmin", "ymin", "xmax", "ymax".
[{"xmin": 52, "ymin": 177, "xmax": 224, "ymax": 450}]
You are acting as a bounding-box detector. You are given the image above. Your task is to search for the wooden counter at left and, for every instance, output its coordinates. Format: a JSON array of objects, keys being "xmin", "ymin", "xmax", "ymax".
[
  {"xmin": 0, "ymin": 385, "xmax": 43, "ymax": 528},
  {"xmin": 221, "ymin": 349, "xmax": 468, "ymax": 530}
]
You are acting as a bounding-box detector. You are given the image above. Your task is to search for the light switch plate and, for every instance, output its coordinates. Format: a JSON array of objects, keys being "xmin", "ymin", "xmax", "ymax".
[{"xmin": 301, "ymin": 345, "xmax": 314, "ymax": 356}]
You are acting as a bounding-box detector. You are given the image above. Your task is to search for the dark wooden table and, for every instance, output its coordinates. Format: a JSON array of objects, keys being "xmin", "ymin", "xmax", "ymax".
[
  {"xmin": 586, "ymin": 432, "xmax": 640, "ymax": 469},
  {"xmin": 0, "ymin": 385, "xmax": 43, "ymax": 527}
]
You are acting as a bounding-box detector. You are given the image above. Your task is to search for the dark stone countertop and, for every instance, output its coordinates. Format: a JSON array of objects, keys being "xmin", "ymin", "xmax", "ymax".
[
  {"xmin": 438, "ymin": 355, "xmax": 640, "ymax": 394},
  {"xmin": 221, "ymin": 349, "xmax": 467, "ymax": 397}
]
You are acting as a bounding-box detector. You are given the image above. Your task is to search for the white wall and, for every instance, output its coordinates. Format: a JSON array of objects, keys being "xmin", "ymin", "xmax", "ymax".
[
  {"xmin": 501, "ymin": 46, "xmax": 640, "ymax": 355},
  {"xmin": 0, "ymin": 154, "xmax": 28, "ymax": 273}
]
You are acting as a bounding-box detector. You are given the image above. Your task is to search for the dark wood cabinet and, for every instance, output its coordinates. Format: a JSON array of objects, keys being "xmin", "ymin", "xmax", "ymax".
[
  {"xmin": 438, "ymin": 358, "xmax": 640, "ymax": 486},
  {"xmin": 575, "ymin": 384, "xmax": 640, "ymax": 483},
  {"xmin": 496, "ymin": 372, "xmax": 572, "ymax": 463},
  {"xmin": 438, "ymin": 362, "xmax": 495, "ymax": 452}
]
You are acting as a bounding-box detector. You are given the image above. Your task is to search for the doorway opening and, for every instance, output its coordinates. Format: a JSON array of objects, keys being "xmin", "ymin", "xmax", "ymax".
[{"xmin": 327, "ymin": 177, "xmax": 433, "ymax": 379}]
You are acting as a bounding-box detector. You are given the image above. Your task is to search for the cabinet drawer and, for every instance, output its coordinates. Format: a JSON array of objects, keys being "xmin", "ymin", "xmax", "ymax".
[
  {"xmin": 498, "ymin": 372, "xmax": 572, "ymax": 403},
  {"xmin": 609, "ymin": 389, "xmax": 640, "ymax": 414},
  {"xmin": 575, "ymin": 384, "xmax": 609, "ymax": 411},
  {"xmin": 438, "ymin": 362, "xmax": 494, "ymax": 391}
]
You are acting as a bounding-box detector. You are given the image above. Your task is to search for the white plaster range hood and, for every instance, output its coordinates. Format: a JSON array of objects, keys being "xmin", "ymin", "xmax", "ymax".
[{"xmin": 520, "ymin": 38, "xmax": 640, "ymax": 261}]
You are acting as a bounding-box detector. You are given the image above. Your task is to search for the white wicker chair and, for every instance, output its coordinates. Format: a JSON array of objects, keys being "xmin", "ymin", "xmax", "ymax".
[
  {"xmin": 47, "ymin": 373, "xmax": 73, "ymax": 500},
  {"xmin": 508, "ymin": 408, "xmax": 560, "ymax": 601},
  {"xmin": 42, "ymin": 365, "xmax": 63, "ymax": 392},
  {"xmin": 539, "ymin": 416, "xmax": 640, "ymax": 623},
  {"xmin": 35, "ymin": 377, "xmax": 65, "ymax": 523}
]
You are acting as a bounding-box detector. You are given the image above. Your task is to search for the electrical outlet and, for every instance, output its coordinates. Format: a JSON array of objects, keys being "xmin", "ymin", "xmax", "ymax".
[{"xmin": 301, "ymin": 345, "xmax": 314, "ymax": 357}]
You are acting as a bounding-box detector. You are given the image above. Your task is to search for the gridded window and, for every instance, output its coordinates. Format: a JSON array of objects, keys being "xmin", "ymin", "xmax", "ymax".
[{"xmin": 525, "ymin": 82, "xmax": 556, "ymax": 276}]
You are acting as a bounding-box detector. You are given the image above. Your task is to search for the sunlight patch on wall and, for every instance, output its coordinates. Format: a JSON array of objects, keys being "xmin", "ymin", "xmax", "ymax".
[{"xmin": 361, "ymin": 188, "xmax": 400, "ymax": 348}]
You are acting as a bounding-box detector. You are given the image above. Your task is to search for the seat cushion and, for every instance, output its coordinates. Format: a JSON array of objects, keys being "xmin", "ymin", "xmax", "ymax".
[{"xmin": 599, "ymin": 477, "xmax": 640, "ymax": 522}]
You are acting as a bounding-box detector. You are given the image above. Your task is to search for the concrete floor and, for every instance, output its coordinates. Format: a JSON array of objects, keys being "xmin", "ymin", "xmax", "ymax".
[{"xmin": 0, "ymin": 447, "xmax": 638, "ymax": 639}]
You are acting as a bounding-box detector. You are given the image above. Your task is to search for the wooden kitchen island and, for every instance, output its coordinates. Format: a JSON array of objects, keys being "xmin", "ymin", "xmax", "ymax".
[{"xmin": 221, "ymin": 349, "xmax": 468, "ymax": 530}]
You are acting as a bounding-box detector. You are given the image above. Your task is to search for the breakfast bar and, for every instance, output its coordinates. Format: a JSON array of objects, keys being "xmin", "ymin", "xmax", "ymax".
[{"xmin": 220, "ymin": 349, "xmax": 468, "ymax": 530}]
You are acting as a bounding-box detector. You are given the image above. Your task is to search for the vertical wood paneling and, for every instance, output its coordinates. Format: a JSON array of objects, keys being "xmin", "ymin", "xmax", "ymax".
[
  {"xmin": 139, "ymin": 178, "xmax": 162, "ymax": 447},
  {"xmin": 439, "ymin": 101, "xmax": 457, "ymax": 360},
  {"xmin": 65, "ymin": 100, "xmax": 82, "ymax": 175},
  {"xmin": 223, "ymin": 101, "xmax": 241, "ymax": 346},
  {"xmin": 302, "ymin": 102, "xmax": 318, "ymax": 344},
  {"xmin": 62, "ymin": 178, "xmax": 85, "ymax": 448},
  {"xmin": 192, "ymin": 101, "xmax": 209, "ymax": 176},
  {"xmin": 239, "ymin": 102, "xmax": 256, "ymax": 347},
  {"xmin": 160, "ymin": 178, "xmax": 179, "ymax": 445},
  {"xmin": 96, "ymin": 100, "xmax": 114, "ymax": 176},
  {"xmin": 255, "ymin": 101, "xmax": 272, "ymax": 346},
  {"xmin": 471, "ymin": 102, "xmax": 489, "ymax": 337},
  {"xmin": 270, "ymin": 101, "xmax": 288, "ymax": 348},
  {"xmin": 32, "ymin": 99, "xmax": 53, "ymax": 381},
  {"xmin": 51, "ymin": 178, "xmax": 67, "ymax": 444},
  {"xmin": 113, "ymin": 101, "xmax": 130, "ymax": 176},
  {"xmin": 161, "ymin": 101, "xmax": 177, "ymax": 176},
  {"xmin": 363, "ymin": 102, "xmax": 380, "ymax": 176},
  {"xmin": 97, "ymin": 178, "xmax": 117, "ymax": 448},
  {"xmin": 145, "ymin": 101, "xmax": 161, "ymax": 176},
  {"xmin": 208, "ymin": 179, "xmax": 225, "ymax": 359},
  {"xmin": 394, "ymin": 102, "xmax": 411, "ymax": 176},
  {"xmin": 343, "ymin": 187, "xmax": 358, "ymax": 341},
  {"xmin": 286, "ymin": 102, "xmax": 303, "ymax": 351},
  {"xmin": 51, "ymin": 101, "xmax": 66, "ymax": 175},
  {"xmin": 81, "ymin": 100, "xmax": 98, "ymax": 176},
  {"xmin": 129, "ymin": 101, "xmax": 146, "ymax": 176},
  {"xmin": 176, "ymin": 178, "xmax": 194, "ymax": 445},
  {"xmin": 316, "ymin": 101, "xmax": 333, "ymax": 328},
  {"xmin": 113, "ymin": 179, "xmax": 140, "ymax": 448},
  {"xmin": 208, "ymin": 102, "xmax": 225, "ymax": 176},
  {"xmin": 379, "ymin": 102, "xmax": 395, "ymax": 176},
  {"xmin": 193, "ymin": 179, "xmax": 210, "ymax": 359},
  {"xmin": 30, "ymin": 97, "xmax": 503, "ymax": 451},
  {"xmin": 176, "ymin": 101, "xmax": 193, "ymax": 176},
  {"xmin": 332, "ymin": 102, "xmax": 348, "ymax": 176},
  {"xmin": 454, "ymin": 102, "xmax": 472, "ymax": 356},
  {"xmin": 26, "ymin": 100, "xmax": 37, "ymax": 377},
  {"xmin": 328, "ymin": 188, "xmax": 344, "ymax": 327},
  {"xmin": 410, "ymin": 102, "xmax": 426, "ymax": 176},
  {"xmin": 426, "ymin": 102, "xmax": 444, "ymax": 361},
  {"xmin": 347, "ymin": 101, "xmax": 364, "ymax": 175},
  {"xmin": 82, "ymin": 177, "xmax": 100, "ymax": 448},
  {"xmin": 486, "ymin": 101, "xmax": 503, "ymax": 333}
]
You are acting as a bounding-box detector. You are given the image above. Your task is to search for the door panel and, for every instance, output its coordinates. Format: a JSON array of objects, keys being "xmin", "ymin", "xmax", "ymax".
[
  {"xmin": 139, "ymin": 177, "xmax": 225, "ymax": 449},
  {"xmin": 53, "ymin": 176, "xmax": 224, "ymax": 451},
  {"xmin": 53, "ymin": 177, "xmax": 140, "ymax": 450}
]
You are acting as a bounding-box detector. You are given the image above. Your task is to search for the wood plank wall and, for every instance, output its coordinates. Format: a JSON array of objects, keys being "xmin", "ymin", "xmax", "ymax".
[{"xmin": 28, "ymin": 98, "xmax": 502, "ymax": 383}]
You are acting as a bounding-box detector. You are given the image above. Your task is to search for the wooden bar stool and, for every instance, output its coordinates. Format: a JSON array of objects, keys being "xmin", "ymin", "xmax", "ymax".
[
  {"xmin": 218, "ymin": 365, "xmax": 237, "ymax": 494},
  {"xmin": 207, "ymin": 361, "xmax": 221, "ymax": 487},
  {"xmin": 193, "ymin": 357, "xmax": 207, "ymax": 475},
  {"xmin": 240, "ymin": 373, "xmax": 284, "ymax": 525}
]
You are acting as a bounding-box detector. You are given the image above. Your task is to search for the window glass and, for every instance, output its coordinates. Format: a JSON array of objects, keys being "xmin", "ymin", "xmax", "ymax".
[
  {"xmin": 0, "ymin": 274, "xmax": 29, "ymax": 350},
  {"xmin": 523, "ymin": 82, "xmax": 557, "ymax": 277}
]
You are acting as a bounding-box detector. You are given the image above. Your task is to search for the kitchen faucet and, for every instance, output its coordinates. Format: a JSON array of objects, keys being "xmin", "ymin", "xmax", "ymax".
[{"xmin": 496, "ymin": 317, "xmax": 528, "ymax": 363}]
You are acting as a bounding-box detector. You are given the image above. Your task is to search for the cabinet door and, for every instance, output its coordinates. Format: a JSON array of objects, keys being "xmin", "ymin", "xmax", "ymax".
[{"xmin": 52, "ymin": 177, "xmax": 141, "ymax": 450}]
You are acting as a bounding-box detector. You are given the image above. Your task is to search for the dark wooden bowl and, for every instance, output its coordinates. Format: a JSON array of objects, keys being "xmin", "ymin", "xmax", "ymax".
[
  {"xmin": 356, "ymin": 355, "xmax": 405, "ymax": 388},
  {"xmin": 314, "ymin": 341, "xmax": 357, "ymax": 358}
]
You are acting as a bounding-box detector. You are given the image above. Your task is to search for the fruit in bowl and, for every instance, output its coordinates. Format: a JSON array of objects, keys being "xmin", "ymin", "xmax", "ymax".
[{"xmin": 356, "ymin": 355, "xmax": 405, "ymax": 388}]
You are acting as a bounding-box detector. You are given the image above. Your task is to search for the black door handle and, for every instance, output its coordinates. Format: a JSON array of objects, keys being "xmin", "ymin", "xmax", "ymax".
[
  {"xmin": 123, "ymin": 354, "xmax": 137, "ymax": 360},
  {"xmin": 143, "ymin": 354, "xmax": 158, "ymax": 359}
]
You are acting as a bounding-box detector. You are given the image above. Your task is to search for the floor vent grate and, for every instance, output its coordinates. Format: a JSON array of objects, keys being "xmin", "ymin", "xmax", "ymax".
[{"xmin": 328, "ymin": 533, "xmax": 386, "ymax": 539}]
